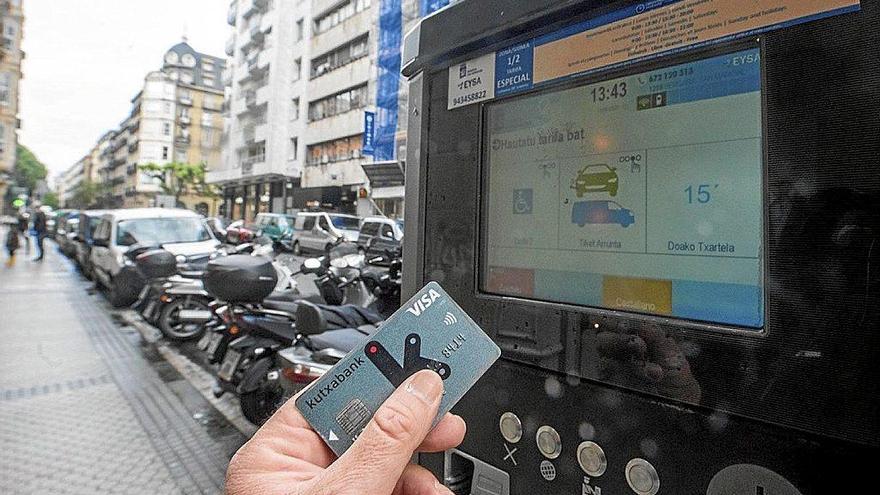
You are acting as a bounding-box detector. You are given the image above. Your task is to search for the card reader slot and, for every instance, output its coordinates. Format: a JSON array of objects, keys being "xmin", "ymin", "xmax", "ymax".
[{"xmin": 444, "ymin": 449, "xmax": 510, "ymax": 495}]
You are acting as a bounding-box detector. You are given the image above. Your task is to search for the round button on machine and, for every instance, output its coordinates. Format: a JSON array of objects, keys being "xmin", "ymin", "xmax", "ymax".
[
  {"xmin": 536, "ymin": 426, "xmax": 562, "ymax": 459},
  {"xmin": 577, "ymin": 441, "xmax": 607, "ymax": 477},
  {"xmin": 499, "ymin": 412, "xmax": 523, "ymax": 444},
  {"xmin": 625, "ymin": 458, "xmax": 660, "ymax": 495}
]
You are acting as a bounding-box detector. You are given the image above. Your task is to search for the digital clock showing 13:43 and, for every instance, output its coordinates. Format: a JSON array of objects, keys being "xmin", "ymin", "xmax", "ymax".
[{"xmin": 590, "ymin": 81, "xmax": 627, "ymax": 103}]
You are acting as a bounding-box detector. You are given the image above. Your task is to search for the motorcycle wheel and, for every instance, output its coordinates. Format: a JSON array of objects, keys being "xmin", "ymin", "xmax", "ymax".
[
  {"xmin": 158, "ymin": 297, "xmax": 209, "ymax": 341},
  {"xmin": 240, "ymin": 369, "xmax": 285, "ymax": 425}
]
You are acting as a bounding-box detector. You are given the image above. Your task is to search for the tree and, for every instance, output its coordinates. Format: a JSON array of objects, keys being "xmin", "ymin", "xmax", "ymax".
[
  {"xmin": 69, "ymin": 179, "xmax": 107, "ymax": 209},
  {"xmin": 13, "ymin": 145, "xmax": 48, "ymax": 193},
  {"xmin": 139, "ymin": 161, "xmax": 219, "ymax": 204},
  {"xmin": 42, "ymin": 191, "xmax": 59, "ymax": 209}
]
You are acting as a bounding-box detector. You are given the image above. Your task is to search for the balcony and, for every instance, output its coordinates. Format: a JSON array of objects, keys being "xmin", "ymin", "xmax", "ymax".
[
  {"xmin": 128, "ymin": 141, "xmax": 139, "ymax": 153},
  {"xmin": 176, "ymin": 135, "xmax": 191, "ymax": 146},
  {"xmin": 126, "ymin": 165, "xmax": 138, "ymax": 175},
  {"xmin": 227, "ymin": 2, "xmax": 237, "ymax": 25},
  {"xmin": 242, "ymin": 0, "xmax": 268, "ymax": 19},
  {"xmin": 179, "ymin": 115, "xmax": 191, "ymax": 126},
  {"xmin": 225, "ymin": 36, "xmax": 235, "ymax": 56},
  {"xmin": 179, "ymin": 95, "xmax": 193, "ymax": 106}
]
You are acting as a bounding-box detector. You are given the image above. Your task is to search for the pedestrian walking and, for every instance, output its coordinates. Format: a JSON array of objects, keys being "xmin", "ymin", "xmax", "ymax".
[
  {"xmin": 31, "ymin": 201, "xmax": 48, "ymax": 262},
  {"xmin": 4, "ymin": 221, "xmax": 20, "ymax": 267},
  {"xmin": 17, "ymin": 208, "xmax": 30, "ymax": 253}
]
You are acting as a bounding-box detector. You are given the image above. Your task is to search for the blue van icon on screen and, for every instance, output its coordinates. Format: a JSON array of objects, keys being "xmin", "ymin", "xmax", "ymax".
[{"xmin": 572, "ymin": 200, "xmax": 635, "ymax": 228}]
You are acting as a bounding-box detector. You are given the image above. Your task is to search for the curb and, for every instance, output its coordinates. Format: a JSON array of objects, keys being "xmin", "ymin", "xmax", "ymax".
[{"xmin": 120, "ymin": 310, "xmax": 259, "ymax": 437}]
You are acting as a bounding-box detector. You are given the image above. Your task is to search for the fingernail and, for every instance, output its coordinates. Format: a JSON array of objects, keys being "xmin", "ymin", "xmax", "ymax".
[{"xmin": 404, "ymin": 370, "xmax": 443, "ymax": 405}]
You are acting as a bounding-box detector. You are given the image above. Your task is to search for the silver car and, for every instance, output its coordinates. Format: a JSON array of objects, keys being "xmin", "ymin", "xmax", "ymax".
[
  {"xmin": 89, "ymin": 208, "xmax": 220, "ymax": 307},
  {"xmin": 290, "ymin": 212, "xmax": 361, "ymax": 255}
]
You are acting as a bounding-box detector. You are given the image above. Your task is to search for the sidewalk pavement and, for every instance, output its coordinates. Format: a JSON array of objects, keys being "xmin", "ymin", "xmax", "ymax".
[{"xmin": 0, "ymin": 233, "xmax": 245, "ymax": 494}]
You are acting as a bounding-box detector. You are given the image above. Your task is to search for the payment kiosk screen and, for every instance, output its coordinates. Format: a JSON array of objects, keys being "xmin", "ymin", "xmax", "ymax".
[{"xmin": 482, "ymin": 49, "xmax": 765, "ymax": 328}]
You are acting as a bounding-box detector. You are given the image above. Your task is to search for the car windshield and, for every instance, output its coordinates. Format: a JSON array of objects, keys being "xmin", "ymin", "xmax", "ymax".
[
  {"xmin": 396, "ymin": 220, "xmax": 404, "ymax": 230},
  {"xmin": 330, "ymin": 215, "xmax": 360, "ymax": 231},
  {"xmin": 116, "ymin": 217, "xmax": 212, "ymax": 247}
]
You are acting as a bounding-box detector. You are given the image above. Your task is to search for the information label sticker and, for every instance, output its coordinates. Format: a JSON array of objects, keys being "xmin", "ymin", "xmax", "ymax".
[{"xmin": 448, "ymin": 52, "xmax": 496, "ymax": 110}]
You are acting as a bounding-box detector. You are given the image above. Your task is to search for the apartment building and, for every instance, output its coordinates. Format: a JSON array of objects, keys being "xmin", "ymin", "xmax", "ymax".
[
  {"xmin": 64, "ymin": 42, "xmax": 226, "ymax": 213},
  {"xmin": 0, "ymin": 0, "xmax": 23, "ymax": 207},
  {"xmin": 211, "ymin": 0, "xmax": 454, "ymax": 221},
  {"xmin": 210, "ymin": 0, "xmax": 312, "ymax": 220}
]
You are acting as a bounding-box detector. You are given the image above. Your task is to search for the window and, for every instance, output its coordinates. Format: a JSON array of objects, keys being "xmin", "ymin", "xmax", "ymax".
[
  {"xmin": 202, "ymin": 113, "xmax": 214, "ymax": 127},
  {"xmin": 0, "ymin": 73, "xmax": 10, "ymax": 105},
  {"xmin": 302, "ymin": 217, "xmax": 316, "ymax": 231},
  {"xmin": 291, "ymin": 98, "xmax": 300, "ymax": 121},
  {"xmin": 361, "ymin": 222, "xmax": 379, "ymax": 236},
  {"xmin": 289, "ymin": 138, "xmax": 298, "ymax": 160},
  {"xmin": 381, "ymin": 224, "xmax": 394, "ymax": 238},
  {"xmin": 202, "ymin": 128, "xmax": 216, "ymax": 147},
  {"xmin": 164, "ymin": 102, "xmax": 172, "ymax": 114},
  {"xmin": 162, "ymin": 146, "xmax": 169, "ymax": 160},
  {"xmin": 296, "ymin": 19, "xmax": 304, "ymax": 41},
  {"xmin": 308, "ymin": 84, "xmax": 368, "ymax": 122},
  {"xmin": 292, "ymin": 58, "xmax": 302, "ymax": 82},
  {"xmin": 318, "ymin": 216, "xmax": 331, "ymax": 231},
  {"xmin": 163, "ymin": 123, "xmax": 171, "ymax": 136},
  {"xmin": 310, "ymin": 35, "xmax": 369, "ymax": 79},
  {"xmin": 314, "ymin": 0, "xmax": 371, "ymax": 35},
  {"xmin": 306, "ymin": 135, "xmax": 363, "ymax": 166},
  {"xmin": 180, "ymin": 107, "xmax": 190, "ymax": 119}
]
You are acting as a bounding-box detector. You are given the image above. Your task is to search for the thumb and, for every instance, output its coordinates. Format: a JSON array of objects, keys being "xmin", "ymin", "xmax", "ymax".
[{"xmin": 320, "ymin": 370, "xmax": 445, "ymax": 495}]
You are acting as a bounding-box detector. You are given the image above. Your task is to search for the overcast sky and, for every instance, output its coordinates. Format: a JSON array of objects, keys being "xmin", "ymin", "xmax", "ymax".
[{"xmin": 19, "ymin": 0, "xmax": 230, "ymax": 178}]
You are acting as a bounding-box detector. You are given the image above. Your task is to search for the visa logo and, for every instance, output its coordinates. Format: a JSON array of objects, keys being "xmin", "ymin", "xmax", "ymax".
[{"xmin": 406, "ymin": 288, "xmax": 442, "ymax": 317}]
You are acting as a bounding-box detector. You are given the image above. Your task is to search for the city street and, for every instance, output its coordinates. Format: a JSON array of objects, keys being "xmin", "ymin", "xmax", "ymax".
[{"xmin": 0, "ymin": 236, "xmax": 247, "ymax": 495}]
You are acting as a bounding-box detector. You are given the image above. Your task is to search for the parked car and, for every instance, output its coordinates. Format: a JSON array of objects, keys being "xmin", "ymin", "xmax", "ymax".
[
  {"xmin": 571, "ymin": 200, "xmax": 635, "ymax": 228},
  {"xmin": 90, "ymin": 208, "xmax": 221, "ymax": 307},
  {"xmin": 571, "ymin": 163, "xmax": 619, "ymax": 197},
  {"xmin": 56, "ymin": 213, "xmax": 80, "ymax": 258},
  {"xmin": 357, "ymin": 217, "xmax": 403, "ymax": 260},
  {"xmin": 225, "ymin": 220, "xmax": 257, "ymax": 245},
  {"xmin": 205, "ymin": 217, "xmax": 229, "ymax": 241},
  {"xmin": 74, "ymin": 210, "xmax": 110, "ymax": 278},
  {"xmin": 290, "ymin": 212, "xmax": 361, "ymax": 255},
  {"xmin": 254, "ymin": 213, "xmax": 297, "ymax": 246}
]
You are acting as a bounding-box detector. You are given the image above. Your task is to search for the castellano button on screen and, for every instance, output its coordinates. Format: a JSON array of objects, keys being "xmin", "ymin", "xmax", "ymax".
[
  {"xmin": 536, "ymin": 426, "xmax": 562, "ymax": 459},
  {"xmin": 499, "ymin": 412, "xmax": 522, "ymax": 443}
]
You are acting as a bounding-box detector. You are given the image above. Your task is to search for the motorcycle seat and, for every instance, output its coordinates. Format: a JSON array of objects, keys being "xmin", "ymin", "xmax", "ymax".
[
  {"xmin": 309, "ymin": 325, "xmax": 378, "ymax": 353},
  {"xmin": 295, "ymin": 300, "xmax": 383, "ymax": 336},
  {"xmin": 240, "ymin": 314, "xmax": 299, "ymax": 345}
]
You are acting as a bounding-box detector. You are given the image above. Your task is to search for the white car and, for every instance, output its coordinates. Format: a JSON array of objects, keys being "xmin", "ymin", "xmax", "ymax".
[
  {"xmin": 89, "ymin": 208, "xmax": 220, "ymax": 306},
  {"xmin": 290, "ymin": 212, "xmax": 361, "ymax": 255}
]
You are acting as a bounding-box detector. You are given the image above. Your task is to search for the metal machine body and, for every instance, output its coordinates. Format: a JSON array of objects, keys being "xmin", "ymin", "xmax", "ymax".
[{"xmin": 402, "ymin": 1, "xmax": 879, "ymax": 493}]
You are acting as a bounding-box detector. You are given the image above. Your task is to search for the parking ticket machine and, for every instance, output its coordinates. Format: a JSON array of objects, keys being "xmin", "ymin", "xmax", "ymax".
[{"xmin": 401, "ymin": 1, "xmax": 879, "ymax": 493}]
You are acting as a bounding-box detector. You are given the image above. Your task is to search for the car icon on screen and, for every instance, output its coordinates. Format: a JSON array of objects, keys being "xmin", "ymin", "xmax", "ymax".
[
  {"xmin": 571, "ymin": 200, "xmax": 635, "ymax": 228},
  {"xmin": 571, "ymin": 164, "xmax": 619, "ymax": 197}
]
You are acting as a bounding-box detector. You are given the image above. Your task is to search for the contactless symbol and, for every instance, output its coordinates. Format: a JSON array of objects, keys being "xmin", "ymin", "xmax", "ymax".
[
  {"xmin": 365, "ymin": 333, "xmax": 452, "ymax": 387},
  {"xmin": 443, "ymin": 312, "xmax": 458, "ymax": 326}
]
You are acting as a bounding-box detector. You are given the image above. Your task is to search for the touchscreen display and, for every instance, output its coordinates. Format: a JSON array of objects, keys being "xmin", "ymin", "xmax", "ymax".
[{"xmin": 482, "ymin": 48, "xmax": 764, "ymax": 328}]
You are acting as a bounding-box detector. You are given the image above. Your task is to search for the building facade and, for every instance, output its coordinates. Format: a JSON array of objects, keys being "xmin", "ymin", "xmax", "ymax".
[
  {"xmin": 64, "ymin": 41, "xmax": 226, "ymax": 213},
  {"xmin": 0, "ymin": 0, "xmax": 24, "ymax": 207},
  {"xmin": 211, "ymin": 0, "xmax": 453, "ymax": 221}
]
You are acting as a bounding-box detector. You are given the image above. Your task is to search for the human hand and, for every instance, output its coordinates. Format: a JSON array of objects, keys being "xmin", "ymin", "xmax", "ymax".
[{"xmin": 226, "ymin": 370, "xmax": 465, "ymax": 495}]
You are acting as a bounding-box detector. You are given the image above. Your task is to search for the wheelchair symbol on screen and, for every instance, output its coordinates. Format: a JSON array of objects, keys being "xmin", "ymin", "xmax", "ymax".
[{"xmin": 513, "ymin": 189, "xmax": 534, "ymax": 215}]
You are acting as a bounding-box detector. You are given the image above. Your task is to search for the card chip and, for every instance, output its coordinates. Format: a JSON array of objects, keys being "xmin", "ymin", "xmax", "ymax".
[{"xmin": 336, "ymin": 398, "xmax": 370, "ymax": 436}]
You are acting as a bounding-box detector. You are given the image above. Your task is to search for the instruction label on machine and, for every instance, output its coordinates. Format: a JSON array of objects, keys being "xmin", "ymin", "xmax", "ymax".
[{"xmin": 448, "ymin": 0, "xmax": 860, "ymax": 108}]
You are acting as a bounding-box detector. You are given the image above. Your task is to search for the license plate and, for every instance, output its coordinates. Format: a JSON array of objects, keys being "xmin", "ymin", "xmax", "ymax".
[
  {"xmin": 218, "ymin": 349, "xmax": 242, "ymax": 381},
  {"xmin": 197, "ymin": 332, "xmax": 212, "ymax": 351},
  {"xmin": 206, "ymin": 332, "xmax": 223, "ymax": 356},
  {"xmin": 178, "ymin": 309, "xmax": 212, "ymax": 323}
]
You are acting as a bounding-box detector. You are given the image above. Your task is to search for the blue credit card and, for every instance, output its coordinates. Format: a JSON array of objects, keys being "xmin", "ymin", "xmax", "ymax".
[{"xmin": 295, "ymin": 281, "xmax": 501, "ymax": 456}]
